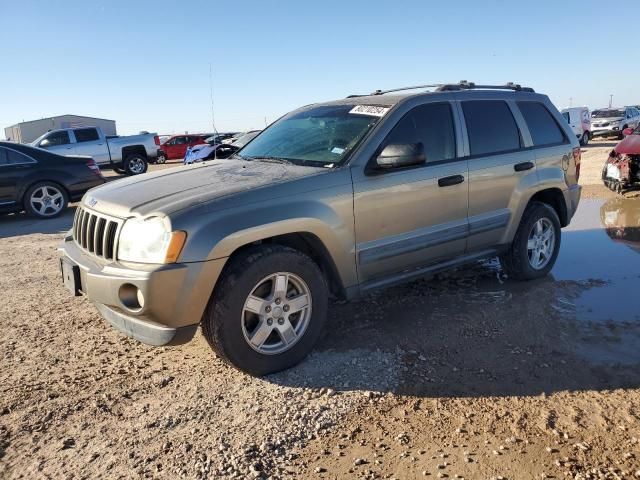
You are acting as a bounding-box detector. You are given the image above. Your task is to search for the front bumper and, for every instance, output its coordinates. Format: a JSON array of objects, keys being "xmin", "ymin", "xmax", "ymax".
[
  {"xmin": 592, "ymin": 126, "xmax": 622, "ymax": 137},
  {"xmin": 58, "ymin": 235, "xmax": 227, "ymax": 346}
]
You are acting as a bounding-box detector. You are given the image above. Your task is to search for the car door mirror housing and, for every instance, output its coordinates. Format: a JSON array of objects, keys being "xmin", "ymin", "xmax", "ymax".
[
  {"xmin": 375, "ymin": 143, "xmax": 426, "ymax": 169},
  {"xmin": 623, "ymin": 127, "xmax": 634, "ymax": 136},
  {"xmin": 39, "ymin": 139, "xmax": 50, "ymax": 148}
]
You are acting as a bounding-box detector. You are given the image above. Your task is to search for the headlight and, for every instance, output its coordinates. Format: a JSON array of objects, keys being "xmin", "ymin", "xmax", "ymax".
[{"xmin": 117, "ymin": 216, "xmax": 186, "ymax": 264}]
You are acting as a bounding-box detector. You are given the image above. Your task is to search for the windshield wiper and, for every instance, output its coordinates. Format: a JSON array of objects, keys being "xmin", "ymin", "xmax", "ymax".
[{"xmin": 247, "ymin": 156, "xmax": 296, "ymax": 165}]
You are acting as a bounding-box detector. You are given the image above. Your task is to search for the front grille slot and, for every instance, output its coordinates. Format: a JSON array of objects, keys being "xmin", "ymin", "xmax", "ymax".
[{"xmin": 72, "ymin": 207, "xmax": 122, "ymax": 261}]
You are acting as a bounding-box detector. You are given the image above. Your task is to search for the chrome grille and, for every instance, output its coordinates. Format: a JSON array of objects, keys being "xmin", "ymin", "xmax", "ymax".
[{"xmin": 72, "ymin": 207, "xmax": 122, "ymax": 260}]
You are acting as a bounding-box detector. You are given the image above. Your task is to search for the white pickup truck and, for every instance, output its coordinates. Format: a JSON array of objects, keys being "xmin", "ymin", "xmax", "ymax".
[{"xmin": 30, "ymin": 126, "xmax": 161, "ymax": 175}]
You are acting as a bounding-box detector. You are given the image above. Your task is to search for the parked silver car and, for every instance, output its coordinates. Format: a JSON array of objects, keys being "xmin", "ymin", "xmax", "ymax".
[
  {"xmin": 591, "ymin": 107, "xmax": 640, "ymax": 139},
  {"xmin": 58, "ymin": 81, "xmax": 581, "ymax": 375}
]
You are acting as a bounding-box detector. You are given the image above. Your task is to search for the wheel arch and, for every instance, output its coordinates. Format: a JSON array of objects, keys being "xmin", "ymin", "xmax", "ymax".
[
  {"xmin": 223, "ymin": 232, "xmax": 348, "ymax": 299},
  {"xmin": 121, "ymin": 144, "xmax": 148, "ymax": 160},
  {"xmin": 528, "ymin": 187, "xmax": 568, "ymax": 227}
]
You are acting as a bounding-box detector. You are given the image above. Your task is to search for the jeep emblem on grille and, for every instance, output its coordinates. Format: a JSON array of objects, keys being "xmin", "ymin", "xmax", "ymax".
[{"xmin": 87, "ymin": 197, "xmax": 98, "ymax": 207}]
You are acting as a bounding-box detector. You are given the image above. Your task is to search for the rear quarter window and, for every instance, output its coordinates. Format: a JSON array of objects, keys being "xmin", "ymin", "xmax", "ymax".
[
  {"xmin": 517, "ymin": 102, "xmax": 566, "ymax": 147},
  {"xmin": 462, "ymin": 100, "xmax": 522, "ymax": 156}
]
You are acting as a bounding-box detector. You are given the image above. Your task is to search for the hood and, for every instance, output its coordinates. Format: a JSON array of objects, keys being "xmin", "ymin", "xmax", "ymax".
[
  {"xmin": 615, "ymin": 134, "xmax": 640, "ymax": 155},
  {"xmin": 83, "ymin": 159, "xmax": 325, "ymax": 218}
]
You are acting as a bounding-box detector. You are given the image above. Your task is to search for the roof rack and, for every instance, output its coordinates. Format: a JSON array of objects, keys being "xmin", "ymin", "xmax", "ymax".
[
  {"xmin": 436, "ymin": 81, "xmax": 535, "ymax": 93},
  {"xmin": 347, "ymin": 81, "xmax": 535, "ymax": 98}
]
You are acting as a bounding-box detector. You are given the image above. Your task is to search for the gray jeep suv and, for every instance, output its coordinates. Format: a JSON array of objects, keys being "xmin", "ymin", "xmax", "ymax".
[{"xmin": 59, "ymin": 81, "xmax": 582, "ymax": 375}]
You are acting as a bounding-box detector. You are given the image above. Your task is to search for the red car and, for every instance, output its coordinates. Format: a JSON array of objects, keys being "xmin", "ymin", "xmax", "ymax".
[{"xmin": 157, "ymin": 134, "xmax": 209, "ymax": 162}]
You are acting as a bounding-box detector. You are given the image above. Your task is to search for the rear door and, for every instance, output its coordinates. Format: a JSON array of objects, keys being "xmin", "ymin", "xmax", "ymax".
[
  {"xmin": 462, "ymin": 99, "xmax": 537, "ymax": 251},
  {"xmin": 0, "ymin": 146, "xmax": 38, "ymax": 206},
  {"xmin": 352, "ymin": 101, "xmax": 469, "ymax": 285},
  {"xmin": 71, "ymin": 127, "xmax": 110, "ymax": 164}
]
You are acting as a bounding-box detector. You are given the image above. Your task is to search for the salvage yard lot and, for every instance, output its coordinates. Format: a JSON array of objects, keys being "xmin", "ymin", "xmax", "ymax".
[{"xmin": 1, "ymin": 142, "xmax": 640, "ymax": 479}]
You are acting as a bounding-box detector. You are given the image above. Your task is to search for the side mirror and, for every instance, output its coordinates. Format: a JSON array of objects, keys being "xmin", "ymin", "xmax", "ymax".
[
  {"xmin": 39, "ymin": 139, "xmax": 50, "ymax": 148},
  {"xmin": 623, "ymin": 127, "xmax": 634, "ymax": 136},
  {"xmin": 375, "ymin": 143, "xmax": 426, "ymax": 169}
]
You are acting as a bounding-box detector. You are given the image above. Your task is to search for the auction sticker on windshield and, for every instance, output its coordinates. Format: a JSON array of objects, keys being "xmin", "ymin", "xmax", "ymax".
[{"xmin": 349, "ymin": 105, "xmax": 390, "ymax": 117}]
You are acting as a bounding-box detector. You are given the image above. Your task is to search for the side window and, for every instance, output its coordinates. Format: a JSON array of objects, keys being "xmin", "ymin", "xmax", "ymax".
[
  {"xmin": 383, "ymin": 103, "xmax": 456, "ymax": 163},
  {"xmin": 74, "ymin": 128, "xmax": 99, "ymax": 143},
  {"xmin": 174, "ymin": 136, "xmax": 188, "ymax": 145},
  {"xmin": 462, "ymin": 101, "xmax": 521, "ymax": 156},
  {"xmin": 561, "ymin": 112, "xmax": 570, "ymax": 123},
  {"xmin": 517, "ymin": 102, "xmax": 566, "ymax": 147},
  {"xmin": 40, "ymin": 131, "xmax": 70, "ymax": 147}
]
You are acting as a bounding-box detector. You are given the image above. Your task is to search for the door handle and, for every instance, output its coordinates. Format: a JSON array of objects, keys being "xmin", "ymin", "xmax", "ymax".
[
  {"xmin": 438, "ymin": 175, "xmax": 465, "ymax": 187},
  {"xmin": 514, "ymin": 161, "xmax": 534, "ymax": 172}
]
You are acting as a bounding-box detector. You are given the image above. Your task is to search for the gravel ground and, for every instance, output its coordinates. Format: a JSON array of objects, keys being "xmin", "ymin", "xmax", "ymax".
[{"xmin": 1, "ymin": 156, "xmax": 640, "ymax": 479}]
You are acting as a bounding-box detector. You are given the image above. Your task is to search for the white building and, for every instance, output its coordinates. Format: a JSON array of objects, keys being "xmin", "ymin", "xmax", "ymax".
[{"xmin": 4, "ymin": 114, "xmax": 116, "ymax": 144}]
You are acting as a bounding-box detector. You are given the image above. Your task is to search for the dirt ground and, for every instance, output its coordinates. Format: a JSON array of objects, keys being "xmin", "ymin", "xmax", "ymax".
[{"xmin": 2, "ymin": 146, "xmax": 640, "ymax": 480}]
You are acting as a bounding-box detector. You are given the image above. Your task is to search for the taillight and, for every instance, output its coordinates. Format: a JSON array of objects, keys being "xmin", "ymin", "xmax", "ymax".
[
  {"xmin": 154, "ymin": 135, "xmax": 160, "ymax": 145},
  {"xmin": 87, "ymin": 158, "xmax": 102, "ymax": 176},
  {"xmin": 573, "ymin": 146, "xmax": 581, "ymax": 181}
]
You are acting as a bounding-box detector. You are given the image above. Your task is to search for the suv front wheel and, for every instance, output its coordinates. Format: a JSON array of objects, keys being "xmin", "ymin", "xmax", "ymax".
[
  {"xmin": 202, "ymin": 245, "xmax": 328, "ymax": 376},
  {"xmin": 500, "ymin": 201, "xmax": 561, "ymax": 280}
]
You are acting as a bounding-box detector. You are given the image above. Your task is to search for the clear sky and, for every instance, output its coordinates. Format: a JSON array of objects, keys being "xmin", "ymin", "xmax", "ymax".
[{"xmin": 2, "ymin": 0, "xmax": 639, "ymax": 137}]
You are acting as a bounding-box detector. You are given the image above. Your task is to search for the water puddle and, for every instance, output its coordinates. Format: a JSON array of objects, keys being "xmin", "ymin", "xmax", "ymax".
[{"xmin": 551, "ymin": 197, "xmax": 640, "ymax": 365}]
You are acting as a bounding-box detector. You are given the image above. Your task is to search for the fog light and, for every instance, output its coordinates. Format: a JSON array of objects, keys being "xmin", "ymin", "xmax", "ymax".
[
  {"xmin": 119, "ymin": 283, "xmax": 144, "ymax": 311},
  {"xmin": 136, "ymin": 289, "xmax": 145, "ymax": 309}
]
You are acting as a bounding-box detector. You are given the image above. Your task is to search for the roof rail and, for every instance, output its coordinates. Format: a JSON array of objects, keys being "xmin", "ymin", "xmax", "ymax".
[
  {"xmin": 346, "ymin": 81, "xmax": 534, "ymax": 98},
  {"xmin": 436, "ymin": 81, "xmax": 535, "ymax": 93}
]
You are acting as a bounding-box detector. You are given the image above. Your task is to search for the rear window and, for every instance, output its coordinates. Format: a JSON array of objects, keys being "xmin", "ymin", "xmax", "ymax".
[
  {"xmin": 0, "ymin": 147, "xmax": 36, "ymax": 165},
  {"xmin": 517, "ymin": 102, "xmax": 566, "ymax": 147},
  {"xmin": 74, "ymin": 128, "xmax": 99, "ymax": 143},
  {"xmin": 462, "ymin": 100, "xmax": 521, "ymax": 156}
]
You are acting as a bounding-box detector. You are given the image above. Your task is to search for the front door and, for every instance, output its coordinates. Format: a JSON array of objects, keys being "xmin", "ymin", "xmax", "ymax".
[
  {"xmin": 36, "ymin": 130, "xmax": 76, "ymax": 156},
  {"xmin": 352, "ymin": 102, "xmax": 469, "ymax": 285}
]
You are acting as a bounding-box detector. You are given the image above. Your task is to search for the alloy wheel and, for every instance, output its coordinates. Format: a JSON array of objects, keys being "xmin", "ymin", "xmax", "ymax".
[
  {"xmin": 241, "ymin": 272, "xmax": 312, "ymax": 355},
  {"xmin": 30, "ymin": 185, "xmax": 64, "ymax": 217},
  {"xmin": 527, "ymin": 218, "xmax": 555, "ymax": 270}
]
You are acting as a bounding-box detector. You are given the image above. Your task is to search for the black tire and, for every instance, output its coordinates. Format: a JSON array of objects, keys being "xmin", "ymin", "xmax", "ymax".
[
  {"xmin": 618, "ymin": 126, "xmax": 628, "ymax": 140},
  {"xmin": 156, "ymin": 152, "xmax": 167, "ymax": 164},
  {"xmin": 580, "ymin": 132, "xmax": 589, "ymax": 146},
  {"xmin": 123, "ymin": 154, "xmax": 148, "ymax": 175},
  {"xmin": 499, "ymin": 201, "xmax": 561, "ymax": 280},
  {"xmin": 202, "ymin": 245, "xmax": 328, "ymax": 376},
  {"xmin": 23, "ymin": 181, "xmax": 68, "ymax": 219}
]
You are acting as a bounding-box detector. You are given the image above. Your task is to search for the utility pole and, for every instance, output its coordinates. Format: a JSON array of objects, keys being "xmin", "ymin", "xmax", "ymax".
[
  {"xmin": 609, "ymin": 94, "xmax": 613, "ymax": 108},
  {"xmin": 209, "ymin": 63, "xmax": 218, "ymax": 134}
]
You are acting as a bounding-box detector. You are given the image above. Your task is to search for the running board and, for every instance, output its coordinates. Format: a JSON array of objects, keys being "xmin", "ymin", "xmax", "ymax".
[{"xmin": 359, "ymin": 249, "xmax": 498, "ymax": 295}]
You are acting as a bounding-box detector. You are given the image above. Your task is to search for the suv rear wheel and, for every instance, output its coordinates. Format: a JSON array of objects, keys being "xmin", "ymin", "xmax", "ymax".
[
  {"xmin": 499, "ymin": 201, "xmax": 561, "ymax": 280},
  {"xmin": 202, "ymin": 245, "xmax": 328, "ymax": 376}
]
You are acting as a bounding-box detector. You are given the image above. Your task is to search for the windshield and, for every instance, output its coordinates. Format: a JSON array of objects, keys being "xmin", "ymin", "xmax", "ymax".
[
  {"xmin": 231, "ymin": 131, "xmax": 260, "ymax": 148},
  {"xmin": 592, "ymin": 109, "xmax": 624, "ymax": 118},
  {"xmin": 238, "ymin": 104, "xmax": 385, "ymax": 166}
]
